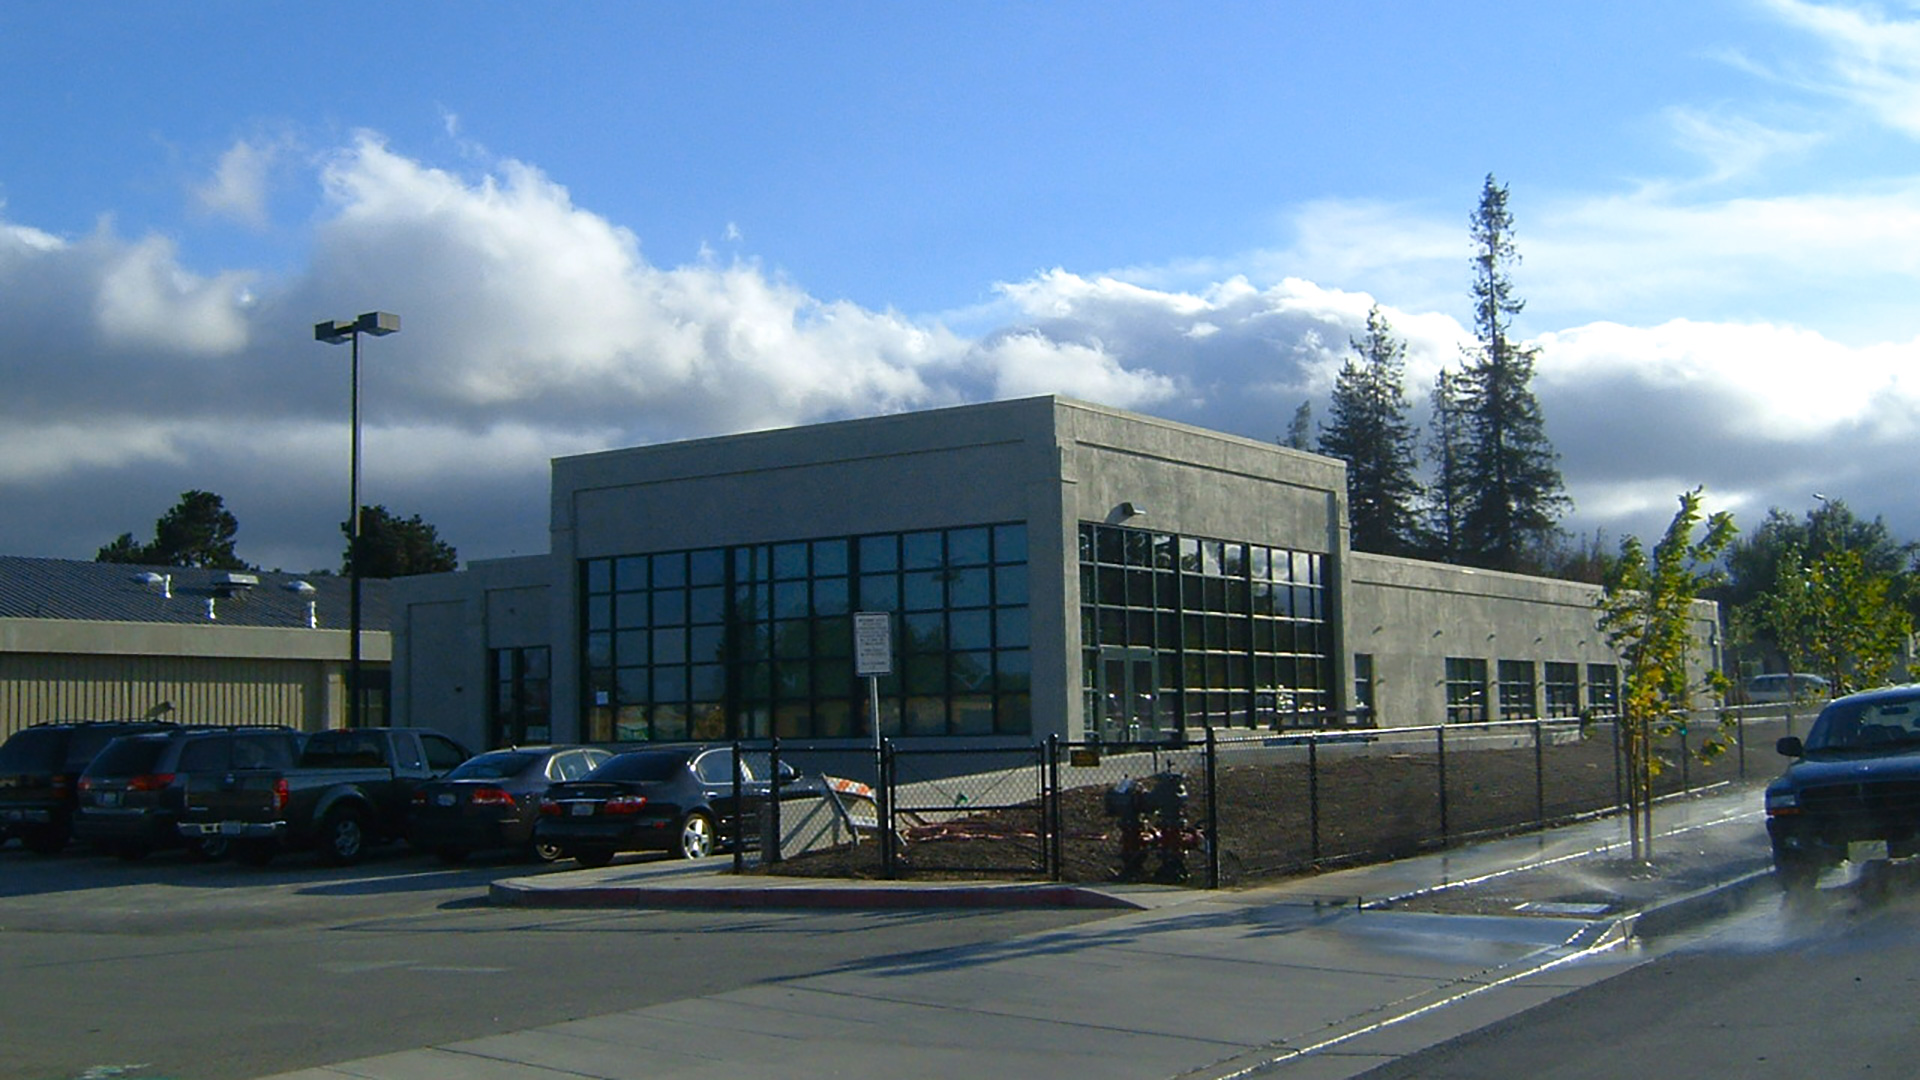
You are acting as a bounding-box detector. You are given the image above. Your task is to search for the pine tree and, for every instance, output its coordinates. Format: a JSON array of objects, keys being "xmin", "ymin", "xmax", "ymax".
[
  {"xmin": 1424, "ymin": 368, "xmax": 1471, "ymax": 562},
  {"xmin": 1454, "ymin": 175, "xmax": 1568, "ymax": 572},
  {"xmin": 1282, "ymin": 401, "xmax": 1314, "ymax": 450},
  {"xmin": 1320, "ymin": 306, "xmax": 1423, "ymax": 556}
]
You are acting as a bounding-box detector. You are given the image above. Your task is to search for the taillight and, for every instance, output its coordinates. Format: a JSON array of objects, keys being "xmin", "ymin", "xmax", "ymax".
[
  {"xmin": 411, "ymin": 790, "xmax": 427, "ymax": 806},
  {"xmin": 469, "ymin": 787, "xmax": 515, "ymax": 807},
  {"xmin": 538, "ymin": 798, "xmax": 561, "ymax": 816},
  {"xmin": 272, "ymin": 778, "xmax": 290, "ymax": 815},
  {"xmin": 602, "ymin": 794, "xmax": 649, "ymax": 815},
  {"xmin": 127, "ymin": 774, "xmax": 176, "ymax": 792},
  {"xmin": 78, "ymin": 778, "xmax": 94, "ymax": 793}
]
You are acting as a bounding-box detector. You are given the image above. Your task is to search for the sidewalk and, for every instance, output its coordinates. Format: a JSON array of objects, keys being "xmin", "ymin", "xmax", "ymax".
[{"xmin": 260, "ymin": 783, "xmax": 1775, "ymax": 1080}]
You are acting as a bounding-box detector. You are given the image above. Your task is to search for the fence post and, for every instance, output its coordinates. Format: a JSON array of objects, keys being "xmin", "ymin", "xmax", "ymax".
[
  {"xmin": 1205, "ymin": 725, "xmax": 1219, "ymax": 889},
  {"xmin": 767, "ymin": 736, "xmax": 783, "ymax": 865},
  {"xmin": 1735, "ymin": 706, "xmax": 1747, "ymax": 781},
  {"xmin": 1047, "ymin": 735, "xmax": 1062, "ymax": 882},
  {"xmin": 1680, "ymin": 714, "xmax": 1692, "ymax": 793},
  {"xmin": 1307, "ymin": 732, "xmax": 1321, "ymax": 865},
  {"xmin": 731, "ymin": 740, "xmax": 745, "ymax": 874},
  {"xmin": 1437, "ymin": 725, "xmax": 1450, "ymax": 846},
  {"xmin": 879, "ymin": 738, "xmax": 896, "ymax": 880},
  {"xmin": 1533, "ymin": 719, "xmax": 1545, "ymax": 829}
]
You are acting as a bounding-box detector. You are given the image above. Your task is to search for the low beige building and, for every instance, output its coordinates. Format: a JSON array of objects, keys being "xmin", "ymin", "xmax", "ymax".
[{"xmin": 0, "ymin": 558, "xmax": 390, "ymax": 740}]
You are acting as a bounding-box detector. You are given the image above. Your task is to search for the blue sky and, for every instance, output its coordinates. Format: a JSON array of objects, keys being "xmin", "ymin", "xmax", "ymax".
[{"xmin": 2, "ymin": 1, "xmax": 1917, "ymax": 572}]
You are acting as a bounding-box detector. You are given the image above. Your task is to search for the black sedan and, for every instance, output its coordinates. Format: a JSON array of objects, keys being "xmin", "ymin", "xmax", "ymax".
[
  {"xmin": 534, "ymin": 745, "xmax": 799, "ymax": 868},
  {"xmin": 408, "ymin": 745, "xmax": 611, "ymax": 863}
]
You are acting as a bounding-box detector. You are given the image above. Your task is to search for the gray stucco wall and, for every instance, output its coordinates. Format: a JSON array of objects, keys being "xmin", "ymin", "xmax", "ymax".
[
  {"xmin": 390, "ymin": 555, "xmax": 551, "ymax": 751},
  {"xmin": 1347, "ymin": 551, "xmax": 1720, "ymax": 727}
]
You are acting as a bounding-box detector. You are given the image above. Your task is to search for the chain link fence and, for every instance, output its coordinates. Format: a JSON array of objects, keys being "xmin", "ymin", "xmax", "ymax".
[{"xmin": 746, "ymin": 706, "xmax": 1802, "ymax": 888}]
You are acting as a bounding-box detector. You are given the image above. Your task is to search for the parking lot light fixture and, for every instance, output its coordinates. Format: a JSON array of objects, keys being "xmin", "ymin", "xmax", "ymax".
[{"xmin": 314, "ymin": 311, "xmax": 400, "ymax": 728}]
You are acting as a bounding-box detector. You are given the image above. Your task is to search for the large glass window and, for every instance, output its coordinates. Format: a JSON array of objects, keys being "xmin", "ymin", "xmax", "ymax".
[
  {"xmin": 1497, "ymin": 659, "xmax": 1537, "ymax": 720},
  {"xmin": 1445, "ymin": 657, "xmax": 1489, "ymax": 723},
  {"xmin": 580, "ymin": 523, "xmax": 1029, "ymax": 741},
  {"xmin": 490, "ymin": 646, "xmax": 551, "ymax": 748},
  {"xmin": 1587, "ymin": 663, "xmax": 1620, "ymax": 715},
  {"xmin": 1544, "ymin": 662, "xmax": 1580, "ymax": 718},
  {"xmin": 1078, "ymin": 522, "xmax": 1332, "ymax": 734}
]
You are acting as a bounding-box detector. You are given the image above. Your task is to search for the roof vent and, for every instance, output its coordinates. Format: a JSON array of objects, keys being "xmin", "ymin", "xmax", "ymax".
[
  {"xmin": 132, "ymin": 571, "xmax": 172, "ymax": 599},
  {"xmin": 215, "ymin": 572, "xmax": 259, "ymax": 597},
  {"xmin": 285, "ymin": 580, "xmax": 317, "ymax": 596}
]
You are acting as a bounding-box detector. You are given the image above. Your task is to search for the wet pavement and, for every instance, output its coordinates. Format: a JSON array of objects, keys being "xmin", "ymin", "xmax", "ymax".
[{"xmin": 257, "ymin": 782, "xmax": 1776, "ymax": 1080}]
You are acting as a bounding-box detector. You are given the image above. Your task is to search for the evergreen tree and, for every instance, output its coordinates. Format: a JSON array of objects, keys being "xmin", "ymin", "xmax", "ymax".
[
  {"xmin": 342, "ymin": 505, "xmax": 459, "ymax": 578},
  {"xmin": 1319, "ymin": 306, "xmax": 1423, "ymax": 556},
  {"xmin": 95, "ymin": 490, "xmax": 253, "ymax": 570},
  {"xmin": 1454, "ymin": 175, "xmax": 1568, "ymax": 572},
  {"xmin": 1282, "ymin": 401, "xmax": 1314, "ymax": 450},
  {"xmin": 1424, "ymin": 368, "xmax": 1471, "ymax": 562}
]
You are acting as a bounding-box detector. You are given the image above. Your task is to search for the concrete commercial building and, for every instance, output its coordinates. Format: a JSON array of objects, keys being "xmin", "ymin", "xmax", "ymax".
[
  {"xmin": 0, "ymin": 557, "xmax": 390, "ymax": 740},
  {"xmin": 392, "ymin": 396, "xmax": 1717, "ymax": 752}
]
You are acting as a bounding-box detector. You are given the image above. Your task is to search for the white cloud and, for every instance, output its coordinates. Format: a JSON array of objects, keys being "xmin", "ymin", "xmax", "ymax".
[
  {"xmin": 192, "ymin": 139, "xmax": 279, "ymax": 227},
  {"xmin": 1759, "ymin": 0, "xmax": 1920, "ymax": 136}
]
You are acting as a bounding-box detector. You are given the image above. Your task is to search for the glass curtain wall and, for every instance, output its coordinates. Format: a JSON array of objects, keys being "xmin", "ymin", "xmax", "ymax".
[
  {"xmin": 1078, "ymin": 522, "xmax": 1332, "ymax": 736},
  {"xmin": 580, "ymin": 523, "xmax": 1030, "ymax": 742}
]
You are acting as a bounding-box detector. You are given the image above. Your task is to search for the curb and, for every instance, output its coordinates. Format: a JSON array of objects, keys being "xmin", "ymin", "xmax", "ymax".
[
  {"xmin": 488, "ymin": 878, "xmax": 1149, "ymax": 910},
  {"xmin": 1615, "ymin": 863, "xmax": 1777, "ymax": 941}
]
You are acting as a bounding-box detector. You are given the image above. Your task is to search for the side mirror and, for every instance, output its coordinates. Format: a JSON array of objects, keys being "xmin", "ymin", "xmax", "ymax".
[
  {"xmin": 776, "ymin": 762, "xmax": 801, "ymax": 785},
  {"xmin": 1777, "ymin": 736, "xmax": 1805, "ymax": 758}
]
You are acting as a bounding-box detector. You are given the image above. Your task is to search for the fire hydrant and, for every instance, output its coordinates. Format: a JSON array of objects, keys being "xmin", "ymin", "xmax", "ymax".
[{"xmin": 1105, "ymin": 771, "xmax": 1194, "ymax": 883}]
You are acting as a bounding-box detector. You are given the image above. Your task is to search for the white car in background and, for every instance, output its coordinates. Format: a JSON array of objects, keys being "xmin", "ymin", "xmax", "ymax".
[{"xmin": 1743, "ymin": 673, "xmax": 1831, "ymax": 705}]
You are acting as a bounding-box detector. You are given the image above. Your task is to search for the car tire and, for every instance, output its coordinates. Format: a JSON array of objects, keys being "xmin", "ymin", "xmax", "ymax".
[
  {"xmin": 677, "ymin": 811, "xmax": 715, "ymax": 860},
  {"xmin": 571, "ymin": 846, "xmax": 615, "ymax": 869},
  {"xmin": 22, "ymin": 825, "xmax": 68, "ymax": 856},
  {"xmin": 316, "ymin": 807, "xmax": 369, "ymax": 867},
  {"xmin": 529, "ymin": 841, "xmax": 565, "ymax": 864}
]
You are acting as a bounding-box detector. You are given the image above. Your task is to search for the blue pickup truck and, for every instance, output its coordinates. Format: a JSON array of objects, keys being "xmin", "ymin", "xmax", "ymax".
[
  {"xmin": 1766, "ymin": 683, "xmax": 1920, "ymax": 890},
  {"xmin": 177, "ymin": 726, "xmax": 471, "ymax": 866}
]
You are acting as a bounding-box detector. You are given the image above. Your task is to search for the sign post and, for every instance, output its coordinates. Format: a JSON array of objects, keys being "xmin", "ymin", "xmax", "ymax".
[
  {"xmin": 853, "ymin": 612, "xmax": 894, "ymax": 866},
  {"xmin": 853, "ymin": 611, "xmax": 893, "ymax": 756}
]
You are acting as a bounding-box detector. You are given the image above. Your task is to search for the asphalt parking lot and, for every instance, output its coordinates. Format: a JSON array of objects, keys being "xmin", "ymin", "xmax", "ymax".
[{"xmin": 0, "ymin": 837, "xmax": 1107, "ymax": 1080}]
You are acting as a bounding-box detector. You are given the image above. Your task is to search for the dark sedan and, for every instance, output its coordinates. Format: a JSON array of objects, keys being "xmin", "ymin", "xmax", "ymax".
[
  {"xmin": 408, "ymin": 745, "xmax": 612, "ymax": 863},
  {"xmin": 534, "ymin": 745, "xmax": 799, "ymax": 868}
]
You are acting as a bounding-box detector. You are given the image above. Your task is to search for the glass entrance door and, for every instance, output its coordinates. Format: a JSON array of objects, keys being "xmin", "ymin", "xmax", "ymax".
[{"xmin": 1097, "ymin": 645, "xmax": 1158, "ymax": 743}]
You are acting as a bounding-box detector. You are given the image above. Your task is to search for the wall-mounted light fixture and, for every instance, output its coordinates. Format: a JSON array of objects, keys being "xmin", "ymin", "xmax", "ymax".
[{"xmin": 1118, "ymin": 501, "xmax": 1145, "ymax": 519}]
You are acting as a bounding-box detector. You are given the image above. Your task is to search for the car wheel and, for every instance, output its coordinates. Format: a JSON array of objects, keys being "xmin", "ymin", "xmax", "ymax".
[
  {"xmin": 529, "ymin": 841, "xmax": 565, "ymax": 864},
  {"xmin": 571, "ymin": 846, "xmax": 615, "ymax": 869},
  {"xmin": 316, "ymin": 807, "xmax": 369, "ymax": 866},
  {"xmin": 234, "ymin": 840, "xmax": 277, "ymax": 867},
  {"xmin": 22, "ymin": 825, "xmax": 68, "ymax": 856},
  {"xmin": 677, "ymin": 811, "xmax": 715, "ymax": 860},
  {"xmin": 434, "ymin": 847, "xmax": 470, "ymax": 865}
]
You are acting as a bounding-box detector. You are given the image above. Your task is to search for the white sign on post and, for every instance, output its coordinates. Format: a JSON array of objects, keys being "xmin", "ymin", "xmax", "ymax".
[{"xmin": 853, "ymin": 611, "xmax": 893, "ymax": 676}]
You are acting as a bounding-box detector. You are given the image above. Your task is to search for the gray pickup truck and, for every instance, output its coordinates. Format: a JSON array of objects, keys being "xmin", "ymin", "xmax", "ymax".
[{"xmin": 178, "ymin": 726, "xmax": 471, "ymax": 866}]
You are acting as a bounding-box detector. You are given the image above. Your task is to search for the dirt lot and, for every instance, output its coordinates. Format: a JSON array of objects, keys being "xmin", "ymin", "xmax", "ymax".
[{"xmin": 763, "ymin": 717, "xmax": 1782, "ymax": 887}]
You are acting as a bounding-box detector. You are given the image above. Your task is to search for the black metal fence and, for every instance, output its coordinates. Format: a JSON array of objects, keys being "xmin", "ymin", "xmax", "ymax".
[{"xmin": 741, "ymin": 705, "xmax": 1805, "ymax": 889}]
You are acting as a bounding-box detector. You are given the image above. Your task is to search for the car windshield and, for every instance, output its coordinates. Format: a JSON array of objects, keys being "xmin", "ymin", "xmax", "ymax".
[
  {"xmin": 84, "ymin": 737, "xmax": 170, "ymax": 777},
  {"xmin": 1804, "ymin": 694, "xmax": 1920, "ymax": 752},
  {"xmin": 0, "ymin": 728, "xmax": 66, "ymax": 773},
  {"xmin": 445, "ymin": 750, "xmax": 542, "ymax": 781},
  {"xmin": 588, "ymin": 750, "xmax": 691, "ymax": 783}
]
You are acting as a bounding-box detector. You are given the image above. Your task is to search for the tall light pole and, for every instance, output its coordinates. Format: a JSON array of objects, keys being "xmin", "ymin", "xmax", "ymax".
[{"xmin": 315, "ymin": 311, "xmax": 400, "ymax": 729}]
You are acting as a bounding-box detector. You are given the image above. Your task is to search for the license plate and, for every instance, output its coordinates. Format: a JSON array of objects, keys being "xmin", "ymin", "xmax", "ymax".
[
  {"xmin": 219, "ymin": 821, "xmax": 245, "ymax": 836},
  {"xmin": 99, "ymin": 792, "xmax": 122, "ymax": 808},
  {"xmin": 570, "ymin": 803, "xmax": 594, "ymax": 817},
  {"xmin": 437, "ymin": 793, "xmax": 456, "ymax": 807}
]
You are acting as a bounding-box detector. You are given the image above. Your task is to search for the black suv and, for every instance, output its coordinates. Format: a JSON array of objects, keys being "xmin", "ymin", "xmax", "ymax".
[
  {"xmin": 0, "ymin": 720, "xmax": 180, "ymax": 854},
  {"xmin": 75, "ymin": 726, "xmax": 306, "ymax": 859}
]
